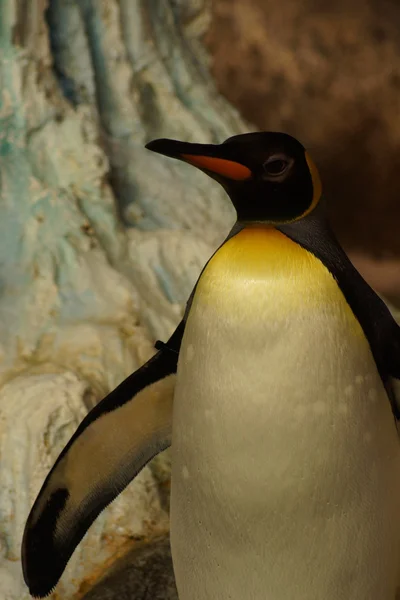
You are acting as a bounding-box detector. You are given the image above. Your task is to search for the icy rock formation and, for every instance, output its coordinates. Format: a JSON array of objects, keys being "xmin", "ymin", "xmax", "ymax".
[{"xmin": 0, "ymin": 0, "xmax": 246, "ymax": 597}]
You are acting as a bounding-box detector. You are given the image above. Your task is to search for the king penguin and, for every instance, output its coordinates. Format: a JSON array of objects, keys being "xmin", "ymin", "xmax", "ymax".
[{"xmin": 22, "ymin": 132, "xmax": 400, "ymax": 600}]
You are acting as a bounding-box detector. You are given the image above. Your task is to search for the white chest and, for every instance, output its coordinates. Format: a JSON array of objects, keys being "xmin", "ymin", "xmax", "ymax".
[{"xmin": 170, "ymin": 228, "xmax": 400, "ymax": 600}]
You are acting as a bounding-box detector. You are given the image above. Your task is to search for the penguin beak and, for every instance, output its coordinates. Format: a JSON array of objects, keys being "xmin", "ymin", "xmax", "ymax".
[{"xmin": 145, "ymin": 138, "xmax": 252, "ymax": 181}]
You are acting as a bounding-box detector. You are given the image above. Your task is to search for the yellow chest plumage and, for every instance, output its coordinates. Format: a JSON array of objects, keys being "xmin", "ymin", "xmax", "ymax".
[
  {"xmin": 193, "ymin": 226, "xmax": 361, "ymax": 332},
  {"xmin": 171, "ymin": 225, "xmax": 400, "ymax": 600}
]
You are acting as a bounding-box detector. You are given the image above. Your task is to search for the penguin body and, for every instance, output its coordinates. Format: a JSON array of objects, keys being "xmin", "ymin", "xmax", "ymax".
[
  {"xmin": 21, "ymin": 132, "xmax": 400, "ymax": 599},
  {"xmin": 171, "ymin": 225, "xmax": 400, "ymax": 599}
]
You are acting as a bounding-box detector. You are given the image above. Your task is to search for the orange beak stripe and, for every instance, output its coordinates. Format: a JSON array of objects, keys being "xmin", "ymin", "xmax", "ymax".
[{"xmin": 181, "ymin": 154, "xmax": 252, "ymax": 181}]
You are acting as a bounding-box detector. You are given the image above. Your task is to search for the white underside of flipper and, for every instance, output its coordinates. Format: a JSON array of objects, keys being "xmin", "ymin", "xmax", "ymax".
[{"xmin": 170, "ymin": 228, "xmax": 400, "ymax": 600}]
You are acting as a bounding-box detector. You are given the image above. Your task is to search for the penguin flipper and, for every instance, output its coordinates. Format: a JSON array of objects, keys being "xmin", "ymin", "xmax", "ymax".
[{"xmin": 21, "ymin": 321, "xmax": 184, "ymax": 598}]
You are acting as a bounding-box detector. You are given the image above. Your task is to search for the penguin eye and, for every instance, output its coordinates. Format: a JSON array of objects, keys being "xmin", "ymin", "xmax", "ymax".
[{"xmin": 263, "ymin": 155, "xmax": 292, "ymax": 179}]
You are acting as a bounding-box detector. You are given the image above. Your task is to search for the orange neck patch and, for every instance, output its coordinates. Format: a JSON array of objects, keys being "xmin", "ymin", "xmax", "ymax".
[
  {"xmin": 181, "ymin": 154, "xmax": 252, "ymax": 181},
  {"xmin": 304, "ymin": 152, "xmax": 322, "ymax": 214}
]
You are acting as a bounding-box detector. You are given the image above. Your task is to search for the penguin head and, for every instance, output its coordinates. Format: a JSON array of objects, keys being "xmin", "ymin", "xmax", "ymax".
[{"xmin": 146, "ymin": 132, "xmax": 322, "ymax": 225}]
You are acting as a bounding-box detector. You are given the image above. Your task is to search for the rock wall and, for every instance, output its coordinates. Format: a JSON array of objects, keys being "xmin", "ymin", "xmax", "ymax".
[{"xmin": 0, "ymin": 1, "xmax": 245, "ymax": 597}]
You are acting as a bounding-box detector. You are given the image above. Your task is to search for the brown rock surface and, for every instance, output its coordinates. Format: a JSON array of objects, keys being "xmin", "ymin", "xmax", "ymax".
[
  {"xmin": 82, "ymin": 535, "xmax": 177, "ymax": 600},
  {"xmin": 207, "ymin": 0, "xmax": 400, "ymax": 262}
]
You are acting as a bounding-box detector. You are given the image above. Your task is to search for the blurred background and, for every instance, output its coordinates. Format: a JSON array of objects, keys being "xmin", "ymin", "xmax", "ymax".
[{"xmin": 207, "ymin": 0, "xmax": 400, "ymax": 304}]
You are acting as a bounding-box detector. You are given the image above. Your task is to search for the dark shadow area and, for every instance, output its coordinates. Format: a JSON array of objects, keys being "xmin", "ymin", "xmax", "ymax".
[{"xmin": 82, "ymin": 535, "xmax": 177, "ymax": 600}]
